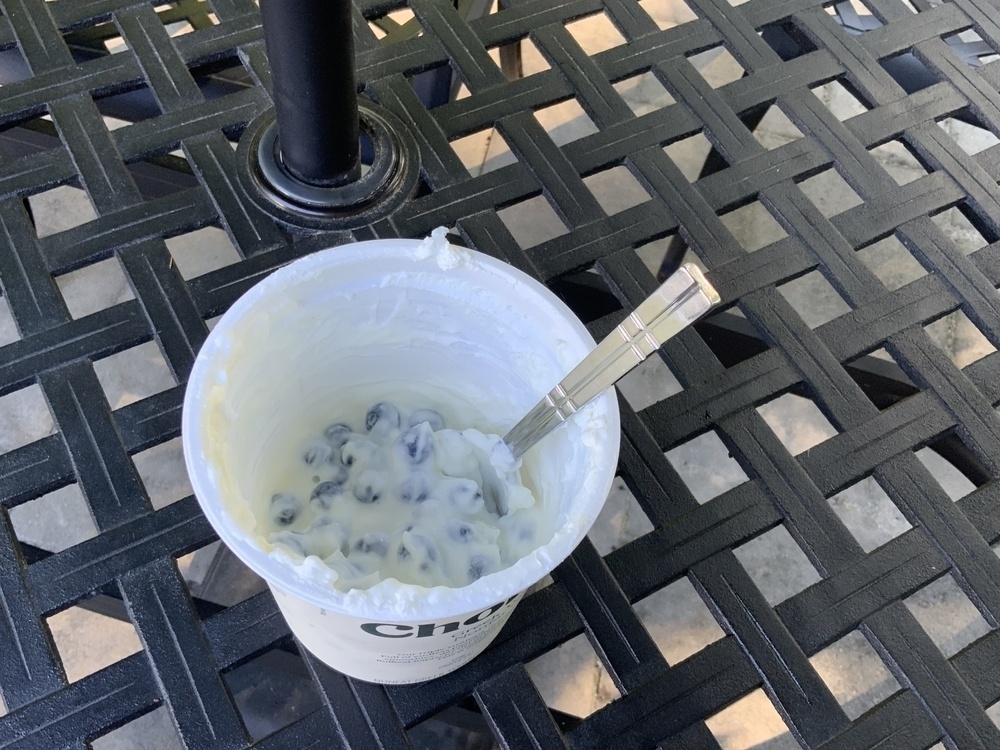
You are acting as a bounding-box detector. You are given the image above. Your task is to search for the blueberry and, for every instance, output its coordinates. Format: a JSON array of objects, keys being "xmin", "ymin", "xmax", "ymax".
[
  {"xmin": 324, "ymin": 423, "xmax": 352, "ymax": 439},
  {"xmin": 446, "ymin": 520, "xmax": 477, "ymax": 543},
  {"xmin": 366, "ymin": 402, "xmax": 400, "ymax": 432},
  {"xmin": 399, "ymin": 532, "xmax": 438, "ymax": 564},
  {"xmin": 399, "ymin": 477, "xmax": 429, "ymax": 504},
  {"xmin": 310, "ymin": 481, "xmax": 343, "ymax": 510},
  {"xmin": 411, "ymin": 534, "xmax": 438, "ymax": 562},
  {"xmin": 324, "ymin": 423, "xmax": 353, "ymax": 452},
  {"xmin": 353, "ymin": 469, "xmax": 387, "ymax": 503},
  {"xmin": 328, "ymin": 464, "xmax": 349, "ymax": 486},
  {"xmin": 303, "ymin": 443, "xmax": 333, "ymax": 467},
  {"xmin": 408, "ymin": 409, "xmax": 444, "ymax": 431},
  {"xmin": 468, "ymin": 555, "xmax": 492, "ymax": 582},
  {"xmin": 354, "ymin": 533, "xmax": 389, "ymax": 557},
  {"xmin": 448, "ymin": 479, "xmax": 484, "ymax": 513},
  {"xmin": 269, "ymin": 493, "xmax": 300, "ymax": 526},
  {"xmin": 395, "ymin": 423, "xmax": 433, "ymax": 465},
  {"xmin": 341, "ymin": 440, "xmax": 378, "ymax": 467}
]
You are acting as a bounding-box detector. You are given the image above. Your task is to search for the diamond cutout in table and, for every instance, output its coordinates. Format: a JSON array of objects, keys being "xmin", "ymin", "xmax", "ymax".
[
  {"xmin": 408, "ymin": 62, "xmax": 454, "ymax": 110},
  {"xmin": 664, "ymin": 131, "xmax": 715, "ymax": 182},
  {"xmin": 10, "ymin": 483, "xmax": 98, "ymax": 554},
  {"xmin": 533, "ymin": 97, "xmax": 599, "ymax": 146},
  {"xmin": 0, "ymin": 117, "xmax": 62, "ymax": 160},
  {"xmin": 634, "ymin": 575, "xmax": 725, "ymax": 665},
  {"xmin": 938, "ymin": 116, "xmax": 1000, "ymax": 156},
  {"xmin": 857, "ymin": 233, "xmax": 928, "ymax": 290},
  {"xmin": 705, "ymin": 688, "xmax": 797, "ymax": 750},
  {"xmin": 46, "ymin": 599, "xmax": 143, "ymax": 682},
  {"xmin": 372, "ymin": 7, "xmax": 423, "ymax": 44},
  {"xmin": 924, "ymin": 308, "xmax": 997, "ymax": 369},
  {"xmin": 589, "ymin": 477, "xmax": 654, "ymax": 556},
  {"xmin": 176, "ymin": 542, "xmax": 215, "ymax": 587},
  {"xmin": 449, "ymin": 126, "xmax": 496, "ymax": 177},
  {"xmin": 101, "ymin": 32, "xmax": 130, "ymax": 54},
  {"xmin": 866, "ymin": 346, "xmax": 904, "ymax": 367},
  {"xmin": 56, "ymin": 257, "xmax": 135, "ymax": 320},
  {"xmin": 720, "ymin": 200, "xmax": 788, "ymax": 253},
  {"xmin": 639, "ymin": 0, "xmax": 697, "ymax": 30},
  {"xmin": 225, "ymin": 646, "xmax": 321, "ymax": 740},
  {"xmin": 133, "ymin": 437, "xmax": 192, "ymax": 510},
  {"xmin": 131, "ymin": 151, "xmax": 198, "ymax": 200},
  {"xmin": 798, "ymin": 167, "xmax": 864, "ymax": 219},
  {"xmin": 93, "ymin": 340, "xmax": 177, "ymax": 410},
  {"xmin": 618, "ymin": 352, "xmax": 683, "ymax": 412},
  {"xmin": 583, "ymin": 165, "xmax": 651, "ymax": 215},
  {"xmin": 695, "ymin": 46, "xmax": 746, "ymax": 90},
  {"xmin": 497, "ymin": 194, "xmax": 569, "ymax": 249},
  {"xmin": 870, "ymin": 140, "xmax": 930, "ymax": 185},
  {"xmin": 814, "ymin": 79, "xmax": 869, "ymax": 121},
  {"xmin": 0, "ymin": 296, "xmax": 19, "ymax": 346},
  {"xmin": 809, "ymin": 629, "xmax": 902, "ymax": 720},
  {"xmin": 409, "ymin": 698, "xmax": 499, "ymax": 749},
  {"xmin": 525, "ymin": 632, "xmax": 621, "ymax": 717},
  {"xmin": 613, "ymin": 71, "xmax": 675, "ymax": 117},
  {"xmin": 666, "ymin": 429, "xmax": 748, "ymax": 504},
  {"xmin": 94, "ymin": 82, "xmax": 163, "ymax": 124},
  {"xmin": 166, "ymin": 225, "xmax": 242, "ymax": 280},
  {"xmin": 989, "ymin": 699, "xmax": 1000, "ymax": 730},
  {"xmin": 904, "ymin": 572, "xmax": 992, "ymax": 658},
  {"xmin": 943, "ymin": 27, "xmax": 999, "ymax": 60},
  {"xmin": 493, "ymin": 36, "xmax": 550, "ymax": 76},
  {"xmin": 777, "ymin": 270, "xmax": 853, "ymax": 328},
  {"xmin": 931, "ymin": 205, "xmax": 993, "ymax": 255},
  {"xmin": 181, "ymin": 541, "xmax": 267, "ymax": 608},
  {"xmin": 29, "ymin": 184, "xmax": 98, "ymax": 239},
  {"xmin": 828, "ymin": 476, "xmax": 911, "ymax": 552},
  {"xmin": 565, "ymin": 12, "xmax": 627, "ymax": 55},
  {"xmin": 634, "ymin": 235, "xmax": 687, "ymax": 281},
  {"xmin": 757, "ymin": 392, "xmax": 839, "ymax": 455},
  {"xmin": 915, "ymin": 446, "xmax": 977, "ymax": 501},
  {"xmin": 476, "ymin": 128, "xmax": 518, "ymax": 175},
  {"xmin": 825, "ymin": 0, "xmax": 883, "ymax": 28},
  {"xmin": 162, "ymin": 16, "xmax": 198, "ymax": 39},
  {"xmin": 0, "ymin": 382, "xmax": 56, "ymax": 453},
  {"xmin": 733, "ymin": 525, "xmax": 823, "ymax": 606},
  {"xmin": 91, "ymin": 706, "xmax": 184, "ymax": 750},
  {"xmin": 754, "ymin": 103, "xmax": 804, "ymax": 149}
]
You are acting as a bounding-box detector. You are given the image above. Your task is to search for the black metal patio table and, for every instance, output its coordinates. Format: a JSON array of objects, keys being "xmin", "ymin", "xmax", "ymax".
[{"xmin": 2, "ymin": 0, "xmax": 1000, "ymax": 747}]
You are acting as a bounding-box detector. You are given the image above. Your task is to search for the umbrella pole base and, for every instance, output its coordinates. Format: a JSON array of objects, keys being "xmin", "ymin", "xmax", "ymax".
[{"xmin": 236, "ymin": 101, "xmax": 420, "ymax": 231}]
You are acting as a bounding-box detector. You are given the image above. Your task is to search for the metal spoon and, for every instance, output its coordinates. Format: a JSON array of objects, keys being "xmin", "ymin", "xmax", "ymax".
[{"xmin": 479, "ymin": 263, "xmax": 720, "ymax": 515}]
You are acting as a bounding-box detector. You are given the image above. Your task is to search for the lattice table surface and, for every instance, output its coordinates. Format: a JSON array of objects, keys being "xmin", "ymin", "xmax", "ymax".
[{"xmin": 2, "ymin": 0, "xmax": 1000, "ymax": 747}]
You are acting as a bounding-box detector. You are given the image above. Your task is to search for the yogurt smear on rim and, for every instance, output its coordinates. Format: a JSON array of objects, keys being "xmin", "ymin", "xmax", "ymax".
[{"xmin": 262, "ymin": 401, "xmax": 540, "ymax": 590}]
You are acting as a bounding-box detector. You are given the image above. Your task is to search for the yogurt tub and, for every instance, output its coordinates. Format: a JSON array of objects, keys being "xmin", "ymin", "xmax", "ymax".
[{"xmin": 182, "ymin": 232, "xmax": 620, "ymax": 684}]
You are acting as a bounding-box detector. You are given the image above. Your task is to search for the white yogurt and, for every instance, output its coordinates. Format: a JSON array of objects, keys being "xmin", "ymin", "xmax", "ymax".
[
  {"xmin": 183, "ymin": 234, "xmax": 621, "ymax": 682},
  {"xmin": 186, "ymin": 235, "xmax": 618, "ymax": 625},
  {"xmin": 262, "ymin": 402, "xmax": 545, "ymax": 590}
]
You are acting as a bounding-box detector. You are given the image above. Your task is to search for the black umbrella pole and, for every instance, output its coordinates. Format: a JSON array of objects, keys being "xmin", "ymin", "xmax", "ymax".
[{"xmin": 259, "ymin": 0, "xmax": 361, "ymax": 186}]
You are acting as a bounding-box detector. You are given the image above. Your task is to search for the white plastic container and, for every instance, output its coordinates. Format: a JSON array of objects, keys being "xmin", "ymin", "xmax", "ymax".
[{"xmin": 182, "ymin": 236, "xmax": 620, "ymax": 684}]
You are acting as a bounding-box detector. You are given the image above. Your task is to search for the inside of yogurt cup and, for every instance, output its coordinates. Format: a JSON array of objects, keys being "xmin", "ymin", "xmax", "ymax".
[{"xmin": 199, "ymin": 250, "xmax": 606, "ymax": 594}]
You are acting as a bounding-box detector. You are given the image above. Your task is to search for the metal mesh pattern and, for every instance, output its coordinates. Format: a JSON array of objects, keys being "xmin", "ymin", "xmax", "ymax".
[{"xmin": 1, "ymin": 0, "xmax": 1000, "ymax": 747}]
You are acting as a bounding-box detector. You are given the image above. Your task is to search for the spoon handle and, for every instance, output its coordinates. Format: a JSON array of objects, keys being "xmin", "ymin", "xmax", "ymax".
[{"xmin": 503, "ymin": 264, "xmax": 720, "ymax": 459}]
